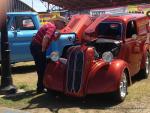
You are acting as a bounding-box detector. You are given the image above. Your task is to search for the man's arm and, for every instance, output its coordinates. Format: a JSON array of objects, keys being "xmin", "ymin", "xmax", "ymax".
[
  {"xmin": 42, "ymin": 35, "xmax": 50, "ymax": 52},
  {"xmin": 41, "ymin": 23, "xmax": 56, "ymax": 52}
]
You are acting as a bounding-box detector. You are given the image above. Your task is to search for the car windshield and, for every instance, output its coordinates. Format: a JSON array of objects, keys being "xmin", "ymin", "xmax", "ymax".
[{"xmin": 97, "ymin": 22, "xmax": 122, "ymax": 40}]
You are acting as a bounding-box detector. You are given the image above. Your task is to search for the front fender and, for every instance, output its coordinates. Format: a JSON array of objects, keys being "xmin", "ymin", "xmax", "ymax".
[
  {"xmin": 108, "ymin": 59, "xmax": 129, "ymax": 86},
  {"xmin": 87, "ymin": 59, "xmax": 129, "ymax": 94},
  {"xmin": 43, "ymin": 61, "xmax": 66, "ymax": 92}
]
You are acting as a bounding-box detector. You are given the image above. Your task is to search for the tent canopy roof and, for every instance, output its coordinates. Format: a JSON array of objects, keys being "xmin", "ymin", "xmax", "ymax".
[
  {"xmin": 19, "ymin": 0, "xmax": 47, "ymax": 12},
  {"xmin": 43, "ymin": 0, "xmax": 150, "ymax": 10}
]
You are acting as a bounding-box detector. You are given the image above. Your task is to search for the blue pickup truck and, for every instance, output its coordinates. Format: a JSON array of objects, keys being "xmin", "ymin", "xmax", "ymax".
[{"xmin": 0, "ymin": 12, "xmax": 75, "ymax": 63}]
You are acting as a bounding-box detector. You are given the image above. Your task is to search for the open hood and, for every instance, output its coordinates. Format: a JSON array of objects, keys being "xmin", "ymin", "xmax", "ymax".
[{"xmin": 43, "ymin": 0, "xmax": 150, "ymax": 10}]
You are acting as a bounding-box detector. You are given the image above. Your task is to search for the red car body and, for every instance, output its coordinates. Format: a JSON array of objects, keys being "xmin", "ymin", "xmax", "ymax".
[
  {"xmin": 44, "ymin": 14, "xmax": 150, "ymax": 101},
  {"xmin": 61, "ymin": 14, "xmax": 93, "ymax": 41}
]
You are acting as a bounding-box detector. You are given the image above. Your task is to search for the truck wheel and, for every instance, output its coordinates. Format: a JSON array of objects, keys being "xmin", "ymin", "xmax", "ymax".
[
  {"xmin": 141, "ymin": 52, "xmax": 150, "ymax": 79},
  {"xmin": 113, "ymin": 71, "xmax": 128, "ymax": 102}
]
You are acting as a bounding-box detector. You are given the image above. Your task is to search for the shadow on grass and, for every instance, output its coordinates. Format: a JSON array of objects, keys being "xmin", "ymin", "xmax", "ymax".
[
  {"xmin": 131, "ymin": 72, "xmax": 147, "ymax": 84},
  {"xmin": 2, "ymin": 90, "xmax": 120, "ymax": 112},
  {"xmin": 2, "ymin": 74, "xmax": 147, "ymax": 112},
  {"xmin": 1, "ymin": 73, "xmax": 147, "ymax": 112},
  {"xmin": 0, "ymin": 64, "xmax": 36, "ymax": 74},
  {"xmin": 2, "ymin": 90, "xmax": 37, "ymax": 101},
  {"xmin": 24, "ymin": 92, "xmax": 120, "ymax": 112}
]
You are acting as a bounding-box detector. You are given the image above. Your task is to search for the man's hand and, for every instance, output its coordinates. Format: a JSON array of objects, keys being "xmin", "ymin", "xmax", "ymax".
[
  {"xmin": 53, "ymin": 31, "xmax": 61, "ymax": 40},
  {"xmin": 42, "ymin": 35, "xmax": 50, "ymax": 52}
]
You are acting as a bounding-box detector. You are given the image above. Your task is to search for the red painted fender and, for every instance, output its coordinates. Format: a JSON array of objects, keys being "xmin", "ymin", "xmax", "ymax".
[
  {"xmin": 87, "ymin": 59, "xmax": 129, "ymax": 94},
  {"xmin": 108, "ymin": 59, "xmax": 129, "ymax": 87},
  {"xmin": 43, "ymin": 61, "xmax": 66, "ymax": 92}
]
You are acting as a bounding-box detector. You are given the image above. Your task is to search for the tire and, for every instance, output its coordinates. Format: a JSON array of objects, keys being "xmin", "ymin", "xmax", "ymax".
[
  {"xmin": 140, "ymin": 51, "xmax": 150, "ymax": 79},
  {"xmin": 113, "ymin": 71, "xmax": 128, "ymax": 102}
]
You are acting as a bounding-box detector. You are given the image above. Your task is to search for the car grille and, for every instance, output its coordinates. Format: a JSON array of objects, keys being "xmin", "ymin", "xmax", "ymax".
[{"xmin": 67, "ymin": 49, "xmax": 84, "ymax": 93}]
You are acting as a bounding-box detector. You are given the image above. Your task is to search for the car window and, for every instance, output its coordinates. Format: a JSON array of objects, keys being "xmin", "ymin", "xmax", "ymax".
[
  {"xmin": 16, "ymin": 16, "xmax": 36, "ymax": 30},
  {"xmin": 97, "ymin": 22, "xmax": 122, "ymax": 40},
  {"xmin": 126, "ymin": 21, "xmax": 137, "ymax": 38}
]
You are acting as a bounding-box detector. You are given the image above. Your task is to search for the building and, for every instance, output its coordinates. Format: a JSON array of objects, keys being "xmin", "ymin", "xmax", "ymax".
[
  {"xmin": 127, "ymin": 4, "xmax": 150, "ymax": 15},
  {"xmin": 90, "ymin": 7, "xmax": 127, "ymax": 16}
]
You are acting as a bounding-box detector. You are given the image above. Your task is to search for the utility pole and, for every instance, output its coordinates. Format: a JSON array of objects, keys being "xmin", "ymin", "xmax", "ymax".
[
  {"xmin": 0, "ymin": 0, "xmax": 17, "ymax": 94},
  {"xmin": 47, "ymin": 2, "xmax": 50, "ymax": 12}
]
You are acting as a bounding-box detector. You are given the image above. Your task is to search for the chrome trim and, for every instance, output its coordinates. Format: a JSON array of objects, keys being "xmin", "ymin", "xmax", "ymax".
[
  {"xmin": 72, "ymin": 51, "xmax": 78, "ymax": 92},
  {"xmin": 146, "ymin": 54, "xmax": 150, "ymax": 75},
  {"xmin": 78, "ymin": 51, "xmax": 84, "ymax": 92},
  {"xmin": 66, "ymin": 48, "xmax": 74, "ymax": 92},
  {"xmin": 74, "ymin": 50, "xmax": 84, "ymax": 93},
  {"xmin": 120, "ymin": 72, "xmax": 127, "ymax": 98},
  {"xmin": 66, "ymin": 48, "xmax": 85, "ymax": 93}
]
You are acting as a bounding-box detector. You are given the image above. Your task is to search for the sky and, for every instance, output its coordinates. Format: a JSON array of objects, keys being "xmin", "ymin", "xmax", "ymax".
[{"xmin": 19, "ymin": 0, "xmax": 48, "ymax": 12}]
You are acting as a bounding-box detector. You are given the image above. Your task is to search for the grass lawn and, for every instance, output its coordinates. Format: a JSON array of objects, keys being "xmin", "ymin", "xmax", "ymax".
[
  {"xmin": 0, "ymin": 62, "xmax": 150, "ymax": 113},
  {"xmin": 0, "ymin": 62, "xmax": 38, "ymax": 108}
]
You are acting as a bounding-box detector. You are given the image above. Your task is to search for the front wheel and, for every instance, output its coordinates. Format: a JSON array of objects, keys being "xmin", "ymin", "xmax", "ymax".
[
  {"xmin": 113, "ymin": 71, "xmax": 128, "ymax": 102},
  {"xmin": 140, "ymin": 51, "xmax": 150, "ymax": 79}
]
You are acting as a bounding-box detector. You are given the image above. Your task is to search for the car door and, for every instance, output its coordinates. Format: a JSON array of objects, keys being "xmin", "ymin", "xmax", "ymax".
[
  {"xmin": 124, "ymin": 20, "xmax": 142, "ymax": 76},
  {"xmin": 9, "ymin": 15, "xmax": 38, "ymax": 62},
  {"xmin": 136, "ymin": 18, "xmax": 150, "ymax": 69}
]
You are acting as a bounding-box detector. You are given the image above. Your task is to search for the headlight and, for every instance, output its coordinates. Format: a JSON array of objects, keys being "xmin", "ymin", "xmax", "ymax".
[
  {"xmin": 102, "ymin": 51, "xmax": 113, "ymax": 62},
  {"xmin": 50, "ymin": 51, "xmax": 59, "ymax": 62}
]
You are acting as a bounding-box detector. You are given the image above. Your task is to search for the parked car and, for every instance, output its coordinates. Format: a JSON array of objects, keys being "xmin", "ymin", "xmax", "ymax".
[
  {"xmin": 44, "ymin": 13, "xmax": 150, "ymax": 102},
  {"xmin": 0, "ymin": 12, "xmax": 75, "ymax": 63}
]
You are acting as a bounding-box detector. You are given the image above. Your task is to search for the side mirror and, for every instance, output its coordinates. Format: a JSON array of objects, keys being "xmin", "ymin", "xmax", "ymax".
[{"xmin": 132, "ymin": 34, "xmax": 137, "ymax": 39}]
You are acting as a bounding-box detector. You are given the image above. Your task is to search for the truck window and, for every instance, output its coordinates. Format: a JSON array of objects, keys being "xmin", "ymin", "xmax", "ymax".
[
  {"xmin": 126, "ymin": 21, "xmax": 137, "ymax": 38},
  {"xmin": 16, "ymin": 16, "xmax": 36, "ymax": 30}
]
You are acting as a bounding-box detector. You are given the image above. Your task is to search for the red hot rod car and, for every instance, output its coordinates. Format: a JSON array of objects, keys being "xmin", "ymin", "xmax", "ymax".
[{"xmin": 44, "ymin": 13, "xmax": 150, "ymax": 102}]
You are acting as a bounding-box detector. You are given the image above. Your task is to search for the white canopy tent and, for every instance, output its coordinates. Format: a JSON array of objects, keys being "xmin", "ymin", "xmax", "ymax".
[{"xmin": 19, "ymin": 0, "xmax": 48, "ymax": 12}]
